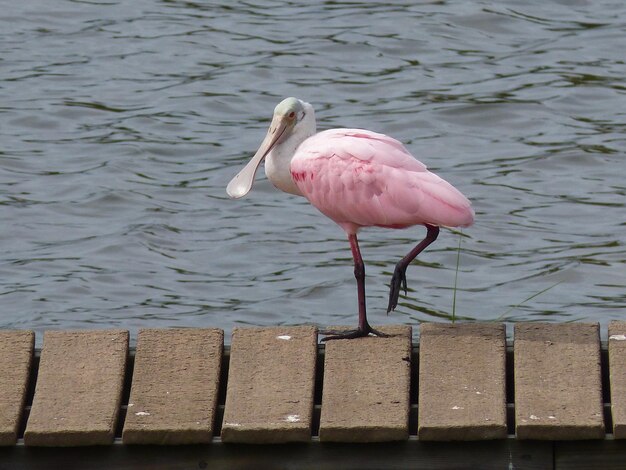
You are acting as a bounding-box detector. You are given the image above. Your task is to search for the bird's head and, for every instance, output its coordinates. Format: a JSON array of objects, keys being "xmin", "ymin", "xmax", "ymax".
[{"xmin": 227, "ymin": 97, "xmax": 309, "ymax": 199}]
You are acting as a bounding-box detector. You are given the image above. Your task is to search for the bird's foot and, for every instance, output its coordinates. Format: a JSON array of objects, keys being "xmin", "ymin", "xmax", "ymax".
[
  {"xmin": 321, "ymin": 324, "xmax": 388, "ymax": 341},
  {"xmin": 387, "ymin": 266, "xmax": 408, "ymax": 313}
]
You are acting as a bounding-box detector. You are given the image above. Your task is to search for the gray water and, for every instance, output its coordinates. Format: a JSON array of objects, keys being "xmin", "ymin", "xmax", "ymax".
[{"xmin": 2, "ymin": 0, "xmax": 625, "ymax": 343}]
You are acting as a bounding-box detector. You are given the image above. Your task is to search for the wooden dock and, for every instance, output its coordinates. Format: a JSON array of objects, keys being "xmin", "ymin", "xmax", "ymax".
[{"xmin": 1, "ymin": 321, "xmax": 626, "ymax": 469}]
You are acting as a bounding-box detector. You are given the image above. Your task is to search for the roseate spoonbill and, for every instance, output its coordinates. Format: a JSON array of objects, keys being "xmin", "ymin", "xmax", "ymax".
[{"xmin": 227, "ymin": 97, "xmax": 474, "ymax": 340}]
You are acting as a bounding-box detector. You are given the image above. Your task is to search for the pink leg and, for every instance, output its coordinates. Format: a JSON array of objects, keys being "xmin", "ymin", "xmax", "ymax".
[
  {"xmin": 322, "ymin": 233, "xmax": 387, "ymax": 341},
  {"xmin": 387, "ymin": 224, "xmax": 440, "ymax": 313}
]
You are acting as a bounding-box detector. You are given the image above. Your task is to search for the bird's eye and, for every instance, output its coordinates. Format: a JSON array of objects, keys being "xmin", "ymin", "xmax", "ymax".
[{"xmin": 288, "ymin": 111, "xmax": 296, "ymax": 119}]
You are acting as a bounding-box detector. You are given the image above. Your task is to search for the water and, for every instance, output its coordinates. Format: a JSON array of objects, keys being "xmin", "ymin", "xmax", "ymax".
[{"xmin": 2, "ymin": 0, "xmax": 625, "ymax": 344}]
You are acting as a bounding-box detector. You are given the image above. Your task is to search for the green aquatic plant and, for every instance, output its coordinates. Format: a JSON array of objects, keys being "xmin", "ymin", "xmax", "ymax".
[
  {"xmin": 497, "ymin": 281, "xmax": 562, "ymax": 320},
  {"xmin": 451, "ymin": 232, "xmax": 462, "ymax": 324},
  {"xmin": 450, "ymin": 231, "xmax": 561, "ymax": 323}
]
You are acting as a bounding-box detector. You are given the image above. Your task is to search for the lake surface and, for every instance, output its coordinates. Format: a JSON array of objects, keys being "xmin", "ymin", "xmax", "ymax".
[{"xmin": 2, "ymin": 0, "xmax": 625, "ymax": 344}]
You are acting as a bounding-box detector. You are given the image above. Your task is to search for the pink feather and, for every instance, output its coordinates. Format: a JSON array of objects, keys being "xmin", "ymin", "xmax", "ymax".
[{"xmin": 290, "ymin": 129, "xmax": 474, "ymax": 235}]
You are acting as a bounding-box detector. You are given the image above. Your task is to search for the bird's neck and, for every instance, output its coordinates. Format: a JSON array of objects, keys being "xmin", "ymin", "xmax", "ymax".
[{"xmin": 265, "ymin": 103, "xmax": 316, "ymax": 196}]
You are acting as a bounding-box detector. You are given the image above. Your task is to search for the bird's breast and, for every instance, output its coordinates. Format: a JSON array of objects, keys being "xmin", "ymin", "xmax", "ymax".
[{"xmin": 265, "ymin": 150, "xmax": 303, "ymax": 196}]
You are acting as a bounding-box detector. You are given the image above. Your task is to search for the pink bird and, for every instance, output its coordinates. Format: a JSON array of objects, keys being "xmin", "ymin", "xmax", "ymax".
[{"xmin": 227, "ymin": 97, "xmax": 474, "ymax": 340}]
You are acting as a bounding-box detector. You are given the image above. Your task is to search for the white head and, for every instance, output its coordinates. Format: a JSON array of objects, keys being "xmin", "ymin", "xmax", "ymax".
[{"xmin": 227, "ymin": 97, "xmax": 315, "ymax": 199}]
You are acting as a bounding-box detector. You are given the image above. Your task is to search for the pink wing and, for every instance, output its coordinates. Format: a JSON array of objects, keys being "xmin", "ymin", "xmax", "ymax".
[{"xmin": 290, "ymin": 129, "xmax": 474, "ymax": 234}]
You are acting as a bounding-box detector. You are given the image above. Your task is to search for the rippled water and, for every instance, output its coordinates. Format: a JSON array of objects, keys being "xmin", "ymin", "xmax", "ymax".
[{"xmin": 2, "ymin": 0, "xmax": 625, "ymax": 343}]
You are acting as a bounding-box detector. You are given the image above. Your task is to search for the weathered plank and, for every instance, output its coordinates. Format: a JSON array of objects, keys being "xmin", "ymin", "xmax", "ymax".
[
  {"xmin": 122, "ymin": 328, "xmax": 223, "ymax": 445},
  {"xmin": 418, "ymin": 322, "xmax": 507, "ymax": 440},
  {"xmin": 608, "ymin": 320, "xmax": 626, "ymax": 439},
  {"xmin": 24, "ymin": 330, "xmax": 128, "ymax": 446},
  {"xmin": 0, "ymin": 331, "xmax": 34, "ymax": 445},
  {"xmin": 556, "ymin": 440, "xmax": 626, "ymax": 470},
  {"xmin": 221, "ymin": 326, "xmax": 317, "ymax": 443},
  {"xmin": 514, "ymin": 322, "xmax": 604, "ymax": 440},
  {"xmin": 0, "ymin": 439, "xmax": 555, "ymax": 470},
  {"xmin": 319, "ymin": 325, "xmax": 411, "ymax": 442}
]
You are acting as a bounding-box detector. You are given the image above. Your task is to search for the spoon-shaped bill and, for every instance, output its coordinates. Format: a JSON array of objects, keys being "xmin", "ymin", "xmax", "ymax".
[{"xmin": 226, "ymin": 115, "xmax": 289, "ymax": 199}]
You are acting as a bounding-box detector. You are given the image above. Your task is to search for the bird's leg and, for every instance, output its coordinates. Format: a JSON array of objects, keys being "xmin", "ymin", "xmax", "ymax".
[
  {"xmin": 387, "ymin": 224, "xmax": 440, "ymax": 313},
  {"xmin": 322, "ymin": 233, "xmax": 387, "ymax": 341}
]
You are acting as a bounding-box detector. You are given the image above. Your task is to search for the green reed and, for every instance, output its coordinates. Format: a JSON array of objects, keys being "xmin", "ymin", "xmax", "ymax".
[{"xmin": 450, "ymin": 231, "xmax": 560, "ymax": 323}]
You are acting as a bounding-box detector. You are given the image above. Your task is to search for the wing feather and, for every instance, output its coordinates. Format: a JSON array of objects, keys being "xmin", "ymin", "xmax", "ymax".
[{"xmin": 291, "ymin": 129, "xmax": 474, "ymax": 232}]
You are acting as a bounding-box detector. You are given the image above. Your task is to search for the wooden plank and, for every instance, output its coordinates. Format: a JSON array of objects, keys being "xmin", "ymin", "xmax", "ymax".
[
  {"xmin": 418, "ymin": 322, "xmax": 507, "ymax": 440},
  {"xmin": 609, "ymin": 320, "xmax": 626, "ymax": 439},
  {"xmin": 221, "ymin": 326, "xmax": 317, "ymax": 443},
  {"xmin": 0, "ymin": 331, "xmax": 34, "ymax": 445},
  {"xmin": 319, "ymin": 325, "xmax": 411, "ymax": 442},
  {"xmin": 556, "ymin": 440, "xmax": 626, "ymax": 469},
  {"xmin": 24, "ymin": 330, "xmax": 128, "ymax": 446},
  {"xmin": 514, "ymin": 323, "xmax": 604, "ymax": 440},
  {"xmin": 0, "ymin": 439, "xmax": 554, "ymax": 470},
  {"xmin": 122, "ymin": 328, "xmax": 223, "ymax": 445}
]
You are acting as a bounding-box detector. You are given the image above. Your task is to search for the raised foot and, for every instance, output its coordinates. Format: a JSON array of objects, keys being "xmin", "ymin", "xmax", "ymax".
[
  {"xmin": 387, "ymin": 266, "xmax": 408, "ymax": 313},
  {"xmin": 321, "ymin": 325, "xmax": 388, "ymax": 341}
]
